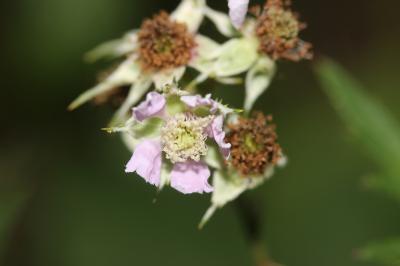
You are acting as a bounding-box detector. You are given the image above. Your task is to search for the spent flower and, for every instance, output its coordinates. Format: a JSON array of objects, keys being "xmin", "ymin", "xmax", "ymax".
[
  {"xmin": 200, "ymin": 112, "xmax": 285, "ymax": 227},
  {"xmin": 254, "ymin": 0, "xmax": 313, "ymax": 61},
  {"xmin": 210, "ymin": 0, "xmax": 312, "ymax": 111}
]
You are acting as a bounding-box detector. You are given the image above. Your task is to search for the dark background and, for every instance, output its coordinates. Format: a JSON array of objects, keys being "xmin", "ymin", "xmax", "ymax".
[{"xmin": 1, "ymin": 0, "xmax": 400, "ymax": 265}]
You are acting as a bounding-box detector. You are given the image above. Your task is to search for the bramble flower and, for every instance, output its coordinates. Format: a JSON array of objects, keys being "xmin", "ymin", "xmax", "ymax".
[
  {"xmin": 200, "ymin": 112, "xmax": 286, "ymax": 227},
  {"xmin": 68, "ymin": 0, "xmax": 239, "ymax": 125},
  {"xmin": 119, "ymin": 89, "xmax": 233, "ymax": 194}
]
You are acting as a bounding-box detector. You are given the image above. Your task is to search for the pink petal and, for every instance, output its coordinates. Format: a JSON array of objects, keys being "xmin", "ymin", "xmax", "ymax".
[
  {"xmin": 209, "ymin": 115, "xmax": 231, "ymax": 159},
  {"xmin": 170, "ymin": 161, "xmax": 213, "ymax": 194},
  {"xmin": 125, "ymin": 139, "xmax": 162, "ymax": 187},
  {"xmin": 133, "ymin": 92, "xmax": 166, "ymax": 122},
  {"xmin": 228, "ymin": 0, "xmax": 249, "ymax": 29},
  {"xmin": 180, "ymin": 94, "xmax": 218, "ymax": 113}
]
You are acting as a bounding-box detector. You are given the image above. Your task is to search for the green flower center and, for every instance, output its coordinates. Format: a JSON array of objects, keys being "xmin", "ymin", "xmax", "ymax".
[
  {"xmin": 244, "ymin": 133, "xmax": 262, "ymax": 153},
  {"xmin": 175, "ymin": 127, "xmax": 197, "ymax": 150},
  {"xmin": 154, "ymin": 35, "xmax": 173, "ymax": 54}
]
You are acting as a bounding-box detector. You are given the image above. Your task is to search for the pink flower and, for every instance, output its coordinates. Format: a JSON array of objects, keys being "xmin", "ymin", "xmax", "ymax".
[
  {"xmin": 125, "ymin": 92, "xmax": 230, "ymax": 194},
  {"xmin": 228, "ymin": 0, "xmax": 249, "ymax": 29}
]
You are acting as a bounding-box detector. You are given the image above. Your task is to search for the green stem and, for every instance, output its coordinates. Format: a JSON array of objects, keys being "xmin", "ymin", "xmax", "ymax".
[{"xmin": 235, "ymin": 196, "xmax": 282, "ymax": 266}]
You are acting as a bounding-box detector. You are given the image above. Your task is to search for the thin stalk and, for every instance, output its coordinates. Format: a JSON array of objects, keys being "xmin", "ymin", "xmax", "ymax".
[{"xmin": 235, "ymin": 196, "xmax": 282, "ymax": 266}]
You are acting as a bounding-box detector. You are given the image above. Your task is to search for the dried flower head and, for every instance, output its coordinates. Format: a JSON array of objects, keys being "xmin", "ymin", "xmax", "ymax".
[
  {"xmin": 226, "ymin": 112, "xmax": 281, "ymax": 176},
  {"xmin": 255, "ymin": 0, "xmax": 312, "ymax": 61},
  {"xmin": 138, "ymin": 11, "xmax": 196, "ymax": 70}
]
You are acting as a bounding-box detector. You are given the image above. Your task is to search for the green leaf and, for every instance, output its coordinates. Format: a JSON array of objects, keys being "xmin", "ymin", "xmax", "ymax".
[
  {"xmin": 358, "ymin": 239, "xmax": 400, "ymax": 266},
  {"xmin": 315, "ymin": 58, "xmax": 400, "ymax": 196},
  {"xmin": 316, "ymin": 59, "xmax": 400, "ymax": 266}
]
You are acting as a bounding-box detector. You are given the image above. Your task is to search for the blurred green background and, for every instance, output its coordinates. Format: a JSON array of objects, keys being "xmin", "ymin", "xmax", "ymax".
[{"xmin": 1, "ymin": 0, "xmax": 400, "ymax": 265}]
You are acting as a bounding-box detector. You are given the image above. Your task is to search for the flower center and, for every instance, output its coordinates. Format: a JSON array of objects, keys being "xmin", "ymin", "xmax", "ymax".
[
  {"xmin": 225, "ymin": 112, "xmax": 281, "ymax": 177},
  {"xmin": 138, "ymin": 11, "xmax": 196, "ymax": 71},
  {"xmin": 244, "ymin": 133, "xmax": 261, "ymax": 153},
  {"xmin": 176, "ymin": 127, "xmax": 196, "ymax": 150},
  {"xmin": 161, "ymin": 114, "xmax": 212, "ymax": 164},
  {"xmin": 154, "ymin": 35, "xmax": 173, "ymax": 54}
]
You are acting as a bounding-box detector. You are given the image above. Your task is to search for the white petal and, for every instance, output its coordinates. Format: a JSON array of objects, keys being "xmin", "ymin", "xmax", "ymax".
[
  {"xmin": 244, "ymin": 56, "xmax": 276, "ymax": 111},
  {"xmin": 171, "ymin": 0, "xmax": 206, "ymax": 33}
]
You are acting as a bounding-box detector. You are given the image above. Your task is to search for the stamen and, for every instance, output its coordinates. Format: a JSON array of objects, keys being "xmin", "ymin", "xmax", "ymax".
[{"xmin": 161, "ymin": 114, "xmax": 212, "ymax": 163}]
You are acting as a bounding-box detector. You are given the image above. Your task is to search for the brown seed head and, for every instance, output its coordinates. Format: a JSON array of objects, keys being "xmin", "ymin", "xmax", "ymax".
[
  {"xmin": 255, "ymin": 0, "xmax": 313, "ymax": 61},
  {"xmin": 225, "ymin": 112, "xmax": 281, "ymax": 177},
  {"xmin": 138, "ymin": 11, "xmax": 196, "ymax": 71}
]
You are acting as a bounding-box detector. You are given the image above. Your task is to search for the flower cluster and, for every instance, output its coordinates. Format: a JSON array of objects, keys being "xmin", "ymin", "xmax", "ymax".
[{"xmin": 70, "ymin": 0, "xmax": 312, "ymax": 227}]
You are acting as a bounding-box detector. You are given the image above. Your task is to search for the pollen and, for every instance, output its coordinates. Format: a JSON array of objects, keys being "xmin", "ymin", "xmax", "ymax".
[
  {"xmin": 225, "ymin": 112, "xmax": 281, "ymax": 177},
  {"xmin": 255, "ymin": 0, "xmax": 313, "ymax": 61},
  {"xmin": 138, "ymin": 11, "xmax": 196, "ymax": 71},
  {"xmin": 161, "ymin": 113, "xmax": 212, "ymax": 164}
]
